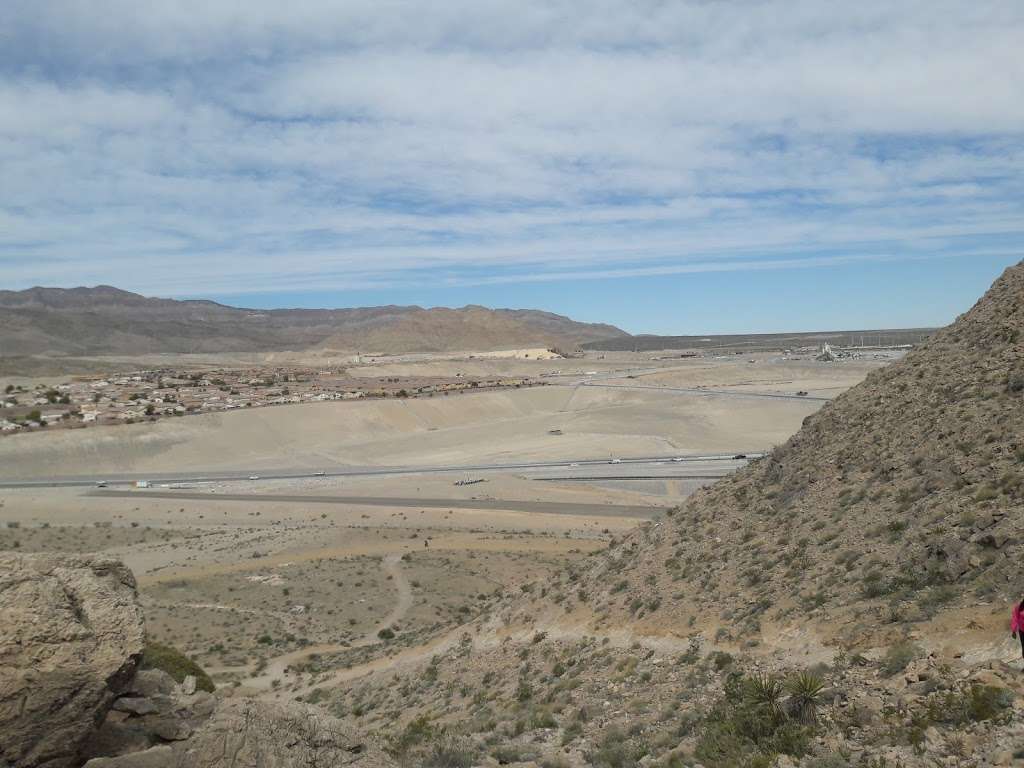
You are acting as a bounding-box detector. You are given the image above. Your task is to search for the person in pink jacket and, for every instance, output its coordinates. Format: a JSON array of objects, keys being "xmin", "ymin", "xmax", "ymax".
[{"xmin": 1012, "ymin": 600, "xmax": 1024, "ymax": 659}]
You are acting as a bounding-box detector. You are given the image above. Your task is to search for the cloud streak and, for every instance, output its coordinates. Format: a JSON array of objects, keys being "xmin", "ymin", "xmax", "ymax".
[{"xmin": 0, "ymin": 1, "xmax": 1022, "ymax": 299}]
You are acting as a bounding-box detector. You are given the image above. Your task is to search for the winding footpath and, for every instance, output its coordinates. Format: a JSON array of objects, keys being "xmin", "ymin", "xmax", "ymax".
[{"xmin": 246, "ymin": 552, "xmax": 413, "ymax": 691}]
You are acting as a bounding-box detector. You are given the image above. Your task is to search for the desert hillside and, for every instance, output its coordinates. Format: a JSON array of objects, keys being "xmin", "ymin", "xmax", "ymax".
[
  {"xmin": 561, "ymin": 261, "xmax": 1024, "ymax": 643},
  {"xmin": 0, "ymin": 286, "xmax": 628, "ymax": 356},
  {"xmin": 305, "ymin": 263, "xmax": 1024, "ymax": 768}
]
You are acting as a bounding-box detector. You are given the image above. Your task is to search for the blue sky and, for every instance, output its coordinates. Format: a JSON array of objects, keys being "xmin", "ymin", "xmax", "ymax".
[{"xmin": 1, "ymin": 2, "xmax": 1022, "ymax": 334}]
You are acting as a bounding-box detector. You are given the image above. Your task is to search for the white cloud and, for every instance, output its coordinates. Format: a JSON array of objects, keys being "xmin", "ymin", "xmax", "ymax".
[{"xmin": 0, "ymin": 1, "xmax": 1022, "ymax": 297}]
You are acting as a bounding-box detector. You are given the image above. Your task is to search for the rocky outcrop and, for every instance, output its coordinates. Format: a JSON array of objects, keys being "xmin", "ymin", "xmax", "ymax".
[
  {"xmin": 84, "ymin": 698, "xmax": 394, "ymax": 767},
  {"xmin": 0, "ymin": 553, "xmax": 145, "ymax": 768},
  {"xmin": 0, "ymin": 552, "xmax": 394, "ymax": 768},
  {"xmin": 82, "ymin": 671, "xmax": 394, "ymax": 767},
  {"xmin": 80, "ymin": 670, "xmax": 215, "ymax": 760}
]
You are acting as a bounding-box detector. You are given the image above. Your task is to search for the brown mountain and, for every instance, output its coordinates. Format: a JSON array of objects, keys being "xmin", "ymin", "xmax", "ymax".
[{"xmin": 0, "ymin": 286, "xmax": 628, "ymax": 356}]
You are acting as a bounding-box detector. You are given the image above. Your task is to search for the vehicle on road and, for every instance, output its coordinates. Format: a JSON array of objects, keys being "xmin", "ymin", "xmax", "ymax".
[
  {"xmin": 569, "ymin": 462, "xmax": 580, "ymax": 467},
  {"xmin": 314, "ymin": 471, "xmax": 326, "ymax": 476},
  {"xmin": 672, "ymin": 457, "xmax": 684, "ymax": 462},
  {"xmin": 248, "ymin": 475, "xmax": 260, "ymax": 480},
  {"xmin": 796, "ymin": 391, "xmax": 809, "ymax": 396},
  {"xmin": 609, "ymin": 458, "xmax": 622, "ymax": 464},
  {"xmin": 732, "ymin": 454, "xmax": 747, "ymax": 459},
  {"xmin": 95, "ymin": 480, "xmax": 108, "ymax": 488}
]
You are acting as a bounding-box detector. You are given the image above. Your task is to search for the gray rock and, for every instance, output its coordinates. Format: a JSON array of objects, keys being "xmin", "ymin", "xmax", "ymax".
[
  {"xmin": 180, "ymin": 675, "xmax": 197, "ymax": 695},
  {"xmin": 182, "ymin": 691, "xmax": 216, "ymax": 719},
  {"xmin": 86, "ymin": 700, "xmax": 395, "ymax": 767},
  {"xmin": 127, "ymin": 670, "xmax": 176, "ymax": 699},
  {"xmin": 84, "ymin": 745, "xmax": 175, "ymax": 768},
  {"xmin": 147, "ymin": 718, "xmax": 192, "ymax": 742},
  {"xmin": 2, "ymin": 553, "xmax": 392, "ymax": 768},
  {"xmin": 167, "ymin": 700, "xmax": 394, "ymax": 767},
  {"xmin": 0, "ymin": 553, "xmax": 145, "ymax": 768},
  {"xmin": 113, "ymin": 697, "xmax": 160, "ymax": 716},
  {"xmin": 80, "ymin": 721, "xmax": 155, "ymax": 760}
]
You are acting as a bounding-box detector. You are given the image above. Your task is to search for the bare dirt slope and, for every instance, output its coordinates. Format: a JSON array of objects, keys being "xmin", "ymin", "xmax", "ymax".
[{"xmin": 0, "ymin": 385, "xmax": 822, "ymax": 479}]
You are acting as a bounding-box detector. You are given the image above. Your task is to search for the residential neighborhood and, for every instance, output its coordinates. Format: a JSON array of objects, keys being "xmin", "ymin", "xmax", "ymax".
[{"xmin": 0, "ymin": 366, "xmax": 542, "ymax": 436}]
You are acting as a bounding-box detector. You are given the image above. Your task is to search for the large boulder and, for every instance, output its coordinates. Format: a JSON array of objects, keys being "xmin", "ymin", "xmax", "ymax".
[{"xmin": 0, "ymin": 553, "xmax": 145, "ymax": 768}]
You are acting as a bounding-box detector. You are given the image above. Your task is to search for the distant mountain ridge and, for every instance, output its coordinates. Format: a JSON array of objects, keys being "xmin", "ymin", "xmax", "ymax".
[{"xmin": 0, "ymin": 286, "xmax": 629, "ymax": 356}]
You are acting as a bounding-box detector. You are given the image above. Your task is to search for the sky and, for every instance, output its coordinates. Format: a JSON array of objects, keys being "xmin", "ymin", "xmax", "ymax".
[{"xmin": 1, "ymin": 2, "xmax": 1022, "ymax": 334}]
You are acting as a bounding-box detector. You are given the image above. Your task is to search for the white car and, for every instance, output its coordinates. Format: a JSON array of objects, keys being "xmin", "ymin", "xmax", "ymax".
[
  {"xmin": 672, "ymin": 457, "xmax": 685, "ymax": 462},
  {"xmin": 95, "ymin": 480, "xmax": 108, "ymax": 488},
  {"xmin": 248, "ymin": 475, "xmax": 260, "ymax": 480},
  {"xmin": 314, "ymin": 471, "xmax": 326, "ymax": 476},
  {"xmin": 609, "ymin": 458, "xmax": 622, "ymax": 464},
  {"xmin": 569, "ymin": 462, "xmax": 580, "ymax": 467}
]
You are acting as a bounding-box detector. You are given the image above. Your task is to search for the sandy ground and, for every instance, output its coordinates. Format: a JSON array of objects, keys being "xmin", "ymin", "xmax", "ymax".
[
  {"xmin": 0, "ymin": 354, "xmax": 879, "ymax": 480},
  {"xmin": 0, "ymin": 478, "xmax": 624, "ymax": 688},
  {"xmin": 0, "ymin": 353, "xmax": 885, "ymax": 694}
]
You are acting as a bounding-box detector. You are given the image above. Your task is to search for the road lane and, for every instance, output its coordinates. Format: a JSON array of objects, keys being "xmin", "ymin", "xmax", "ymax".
[{"xmin": 0, "ymin": 452, "xmax": 761, "ymax": 489}]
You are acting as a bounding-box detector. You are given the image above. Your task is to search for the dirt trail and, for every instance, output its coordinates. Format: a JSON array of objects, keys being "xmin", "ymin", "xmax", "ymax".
[
  {"xmin": 249, "ymin": 609, "xmax": 708, "ymax": 700},
  {"xmin": 245, "ymin": 552, "xmax": 414, "ymax": 690},
  {"xmin": 246, "ymin": 601, "xmax": 1024, "ymax": 702}
]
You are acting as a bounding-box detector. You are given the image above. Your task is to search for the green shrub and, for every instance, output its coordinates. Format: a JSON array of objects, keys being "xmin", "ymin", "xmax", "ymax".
[
  {"xmin": 585, "ymin": 725, "xmax": 650, "ymax": 768},
  {"xmin": 861, "ymin": 571, "xmax": 892, "ymax": 598},
  {"xmin": 140, "ymin": 640, "xmax": 215, "ymax": 693},
  {"xmin": 421, "ymin": 736, "xmax": 476, "ymax": 768},
  {"xmin": 747, "ymin": 674, "xmax": 783, "ymax": 715},
  {"xmin": 784, "ymin": 671, "xmax": 825, "ymax": 724},
  {"xmin": 974, "ymin": 485, "xmax": 998, "ymax": 502},
  {"xmin": 694, "ymin": 673, "xmax": 815, "ymax": 767},
  {"xmin": 712, "ymin": 651, "xmax": 735, "ymax": 671},
  {"xmin": 880, "ymin": 642, "xmax": 920, "ymax": 677},
  {"xmin": 492, "ymin": 744, "xmax": 540, "ymax": 763},
  {"xmin": 924, "ymin": 683, "xmax": 1014, "ymax": 724}
]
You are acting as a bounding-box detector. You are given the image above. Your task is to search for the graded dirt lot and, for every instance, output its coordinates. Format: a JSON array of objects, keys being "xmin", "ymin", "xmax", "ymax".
[{"xmin": 0, "ymin": 353, "xmax": 885, "ymax": 481}]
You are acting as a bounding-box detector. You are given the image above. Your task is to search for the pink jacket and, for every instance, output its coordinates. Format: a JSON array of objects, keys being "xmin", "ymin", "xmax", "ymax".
[{"xmin": 1012, "ymin": 605, "xmax": 1024, "ymax": 634}]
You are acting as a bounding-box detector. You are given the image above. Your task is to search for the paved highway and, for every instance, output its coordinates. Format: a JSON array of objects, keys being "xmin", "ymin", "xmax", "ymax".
[{"xmin": 0, "ymin": 452, "xmax": 761, "ymax": 489}]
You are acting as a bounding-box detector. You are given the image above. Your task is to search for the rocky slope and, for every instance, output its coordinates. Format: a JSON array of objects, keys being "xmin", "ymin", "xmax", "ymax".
[
  {"xmin": 549, "ymin": 261, "xmax": 1024, "ymax": 644},
  {"xmin": 290, "ymin": 263, "xmax": 1024, "ymax": 767},
  {"xmin": 510, "ymin": 263, "xmax": 1024, "ymax": 622},
  {"xmin": 0, "ymin": 286, "xmax": 627, "ymax": 356},
  {"xmin": 0, "ymin": 552, "xmax": 392, "ymax": 768}
]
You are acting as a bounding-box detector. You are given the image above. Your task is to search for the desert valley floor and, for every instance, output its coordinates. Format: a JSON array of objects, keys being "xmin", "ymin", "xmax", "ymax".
[{"xmin": 1, "ymin": 350, "xmax": 884, "ymax": 696}]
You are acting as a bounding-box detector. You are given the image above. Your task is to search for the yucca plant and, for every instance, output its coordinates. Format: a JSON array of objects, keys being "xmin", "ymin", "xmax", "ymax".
[
  {"xmin": 785, "ymin": 670, "xmax": 826, "ymax": 724},
  {"xmin": 747, "ymin": 673, "xmax": 783, "ymax": 716}
]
